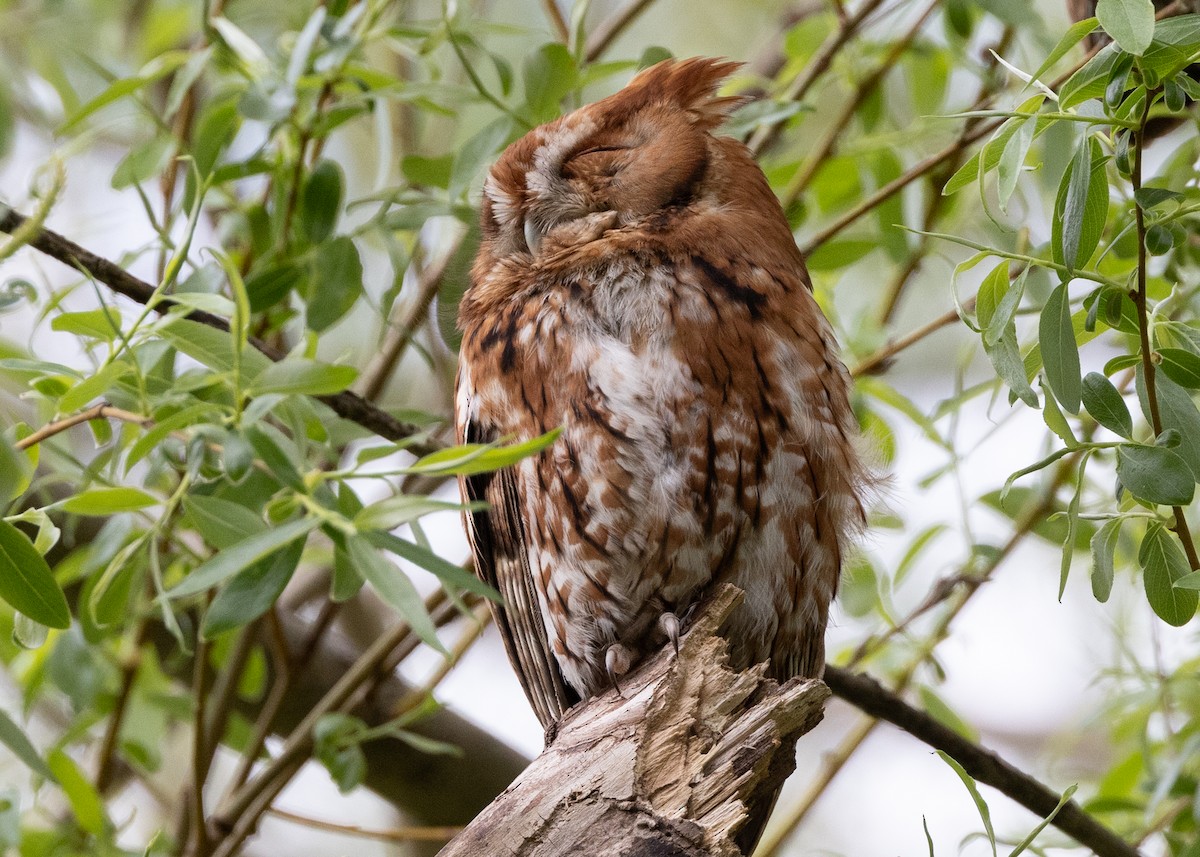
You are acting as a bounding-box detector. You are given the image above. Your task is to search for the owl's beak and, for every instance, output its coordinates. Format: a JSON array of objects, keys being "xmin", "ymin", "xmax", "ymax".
[{"xmin": 523, "ymin": 218, "xmax": 543, "ymax": 256}]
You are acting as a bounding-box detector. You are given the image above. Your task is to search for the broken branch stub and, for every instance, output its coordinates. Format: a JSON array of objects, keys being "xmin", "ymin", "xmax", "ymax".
[{"xmin": 440, "ymin": 585, "xmax": 830, "ymax": 857}]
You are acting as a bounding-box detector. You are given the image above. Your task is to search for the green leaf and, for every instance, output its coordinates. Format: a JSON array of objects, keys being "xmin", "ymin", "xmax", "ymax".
[
  {"xmin": 1052, "ymin": 136, "xmax": 1106, "ymax": 274},
  {"xmin": 57, "ymin": 361, "xmax": 130, "ymax": 414},
  {"xmin": 306, "ymin": 237, "xmax": 363, "ymax": 332},
  {"xmin": 1157, "ymin": 348, "xmax": 1200, "ymax": 389},
  {"xmin": 1138, "ymin": 522, "xmax": 1199, "ymax": 626},
  {"xmin": 168, "ymin": 517, "xmax": 319, "ymax": 599},
  {"xmin": 166, "ymin": 46, "xmax": 213, "ymax": 119},
  {"xmin": 346, "ymin": 536, "xmax": 447, "ymax": 654},
  {"xmin": 191, "ymin": 96, "xmax": 242, "ymax": 180},
  {"xmin": 248, "ymin": 360, "xmax": 358, "ymax": 397},
  {"xmin": 1008, "ymin": 784, "xmax": 1079, "ymax": 857},
  {"xmin": 366, "ymin": 531, "xmax": 498, "ymax": 600},
  {"xmin": 1040, "ymin": 380, "xmax": 1079, "ymax": 447},
  {"xmin": 997, "ymin": 114, "xmax": 1034, "ymax": 210},
  {"xmin": 919, "ymin": 687, "xmax": 979, "ymax": 741},
  {"xmin": 985, "ymin": 323, "xmax": 1038, "ymax": 408},
  {"xmin": 1172, "ymin": 569, "xmax": 1200, "ymax": 590},
  {"xmin": 0, "ymin": 708, "xmax": 55, "ymax": 780},
  {"xmin": 47, "ymin": 749, "xmax": 106, "ymax": 834},
  {"xmin": 806, "ymin": 239, "xmax": 877, "ymax": 271},
  {"xmin": 160, "ymin": 319, "xmax": 272, "ymax": 376},
  {"xmin": 1060, "ymin": 45, "xmax": 1122, "ymax": 107},
  {"xmin": 1091, "ymin": 518, "xmax": 1121, "ymax": 602},
  {"xmin": 1031, "ymin": 17, "xmax": 1100, "ymax": 83},
  {"xmin": 895, "ymin": 524, "xmax": 950, "ymax": 588},
  {"xmin": 245, "ymin": 262, "xmax": 305, "ymax": 313},
  {"xmin": 313, "ymin": 713, "xmax": 368, "ymax": 793},
  {"xmin": 58, "ymin": 54, "xmax": 188, "ymax": 134},
  {"xmin": 0, "ymin": 436, "xmax": 32, "ymax": 506},
  {"xmin": 183, "ymin": 495, "xmax": 267, "ymax": 549},
  {"xmin": 975, "ymin": 261, "xmax": 1008, "ymax": 332},
  {"xmin": 202, "ymin": 537, "xmax": 304, "ymax": 638},
  {"xmin": 522, "ymin": 42, "xmax": 577, "ymax": 123},
  {"xmin": 449, "ymin": 116, "xmax": 514, "ymax": 201},
  {"xmin": 211, "ymin": 16, "xmax": 270, "ymax": 73},
  {"xmin": 1082, "ymin": 372, "xmax": 1133, "ymax": 438},
  {"xmin": 1060, "ymin": 452, "xmax": 1090, "ymax": 600},
  {"xmin": 300, "ymin": 160, "xmax": 344, "ymax": 245},
  {"xmin": 1116, "ymin": 444, "xmax": 1195, "ymax": 505},
  {"xmin": 1096, "ymin": 0, "xmax": 1155, "ymax": 56},
  {"xmin": 50, "ymin": 308, "xmax": 123, "ymax": 340},
  {"xmin": 985, "ymin": 266, "xmax": 1028, "ymax": 348},
  {"xmin": 1106, "ymin": 51, "xmax": 1136, "ymax": 108},
  {"xmin": 404, "ymin": 428, "xmax": 562, "ymax": 476},
  {"xmin": 937, "ymin": 751, "xmax": 997, "ymax": 857},
  {"xmin": 112, "ymin": 135, "xmax": 174, "ymax": 189},
  {"xmin": 125, "ymin": 404, "xmax": 222, "ymax": 472},
  {"xmin": 943, "ymin": 96, "xmax": 1044, "ymax": 195},
  {"xmin": 402, "ymin": 153, "xmax": 455, "ymax": 189},
  {"xmin": 1039, "ymin": 283, "xmax": 1082, "ymax": 414},
  {"xmin": 354, "ymin": 495, "xmax": 477, "ymax": 532},
  {"xmin": 61, "ymin": 487, "xmax": 158, "ymax": 515},
  {"xmin": 1138, "ymin": 370, "xmax": 1200, "ymax": 480},
  {"xmin": 331, "ymin": 535, "xmax": 366, "ymax": 602},
  {"xmin": 244, "ymin": 425, "xmax": 306, "ymax": 492}
]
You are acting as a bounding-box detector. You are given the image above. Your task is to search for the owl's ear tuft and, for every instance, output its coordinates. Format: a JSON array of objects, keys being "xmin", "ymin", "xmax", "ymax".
[{"xmin": 629, "ymin": 57, "xmax": 748, "ymax": 130}]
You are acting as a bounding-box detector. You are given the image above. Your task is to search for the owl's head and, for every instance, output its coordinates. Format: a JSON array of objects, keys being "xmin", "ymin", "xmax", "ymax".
[{"xmin": 480, "ymin": 57, "xmax": 746, "ymax": 259}]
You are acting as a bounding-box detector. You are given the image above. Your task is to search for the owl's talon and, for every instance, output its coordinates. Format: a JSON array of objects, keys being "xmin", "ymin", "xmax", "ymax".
[
  {"xmin": 658, "ymin": 612, "xmax": 681, "ymax": 654},
  {"xmin": 605, "ymin": 643, "xmax": 634, "ymax": 696}
]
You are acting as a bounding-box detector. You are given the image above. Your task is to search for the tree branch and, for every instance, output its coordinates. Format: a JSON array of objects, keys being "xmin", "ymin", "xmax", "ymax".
[
  {"xmin": 440, "ymin": 585, "xmax": 829, "ymax": 857},
  {"xmin": 823, "ymin": 667, "xmax": 1143, "ymax": 857},
  {"xmin": 584, "ymin": 0, "xmax": 659, "ymax": 62},
  {"xmin": 0, "ymin": 207, "xmax": 442, "ymax": 456}
]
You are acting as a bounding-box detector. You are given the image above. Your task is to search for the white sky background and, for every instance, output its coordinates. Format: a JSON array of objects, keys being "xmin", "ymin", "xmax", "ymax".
[{"xmin": 2, "ymin": 1, "xmax": 1198, "ymax": 855}]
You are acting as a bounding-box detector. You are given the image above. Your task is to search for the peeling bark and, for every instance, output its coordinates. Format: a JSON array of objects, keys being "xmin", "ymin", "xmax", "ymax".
[{"xmin": 440, "ymin": 586, "xmax": 829, "ymax": 857}]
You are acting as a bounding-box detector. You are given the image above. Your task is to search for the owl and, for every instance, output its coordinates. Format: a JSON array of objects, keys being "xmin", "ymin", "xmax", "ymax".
[{"xmin": 455, "ymin": 58, "xmax": 869, "ymax": 731}]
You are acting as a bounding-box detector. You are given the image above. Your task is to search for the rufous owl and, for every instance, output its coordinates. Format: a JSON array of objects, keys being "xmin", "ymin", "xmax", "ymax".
[{"xmin": 456, "ymin": 57, "xmax": 869, "ymax": 730}]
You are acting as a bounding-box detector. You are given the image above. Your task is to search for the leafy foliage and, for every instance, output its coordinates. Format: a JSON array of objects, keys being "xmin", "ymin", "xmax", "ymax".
[{"xmin": 0, "ymin": 1, "xmax": 1199, "ymax": 856}]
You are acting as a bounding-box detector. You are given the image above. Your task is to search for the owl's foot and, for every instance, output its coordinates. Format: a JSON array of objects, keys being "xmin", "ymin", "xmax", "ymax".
[
  {"xmin": 657, "ymin": 611, "xmax": 681, "ymax": 654},
  {"xmin": 605, "ymin": 642, "xmax": 634, "ymax": 696}
]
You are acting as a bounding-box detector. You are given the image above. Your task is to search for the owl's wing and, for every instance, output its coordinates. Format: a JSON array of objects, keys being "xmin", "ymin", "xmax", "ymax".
[{"xmin": 460, "ymin": 418, "xmax": 578, "ymax": 730}]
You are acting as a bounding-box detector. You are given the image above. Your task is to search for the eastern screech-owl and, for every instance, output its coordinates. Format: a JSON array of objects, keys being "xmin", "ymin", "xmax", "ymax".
[{"xmin": 456, "ymin": 58, "xmax": 869, "ymax": 730}]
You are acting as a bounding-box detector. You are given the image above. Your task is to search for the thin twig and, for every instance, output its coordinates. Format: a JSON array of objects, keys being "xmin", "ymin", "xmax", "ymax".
[
  {"xmin": 357, "ymin": 240, "xmax": 459, "ymax": 403},
  {"xmin": 540, "ymin": 0, "xmax": 569, "ymax": 42},
  {"xmin": 95, "ymin": 606, "xmax": 151, "ymax": 793},
  {"xmin": 211, "ymin": 598, "xmax": 436, "ymax": 836},
  {"xmin": 1130, "ymin": 90, "xmax": 1200, "ymax": 571},
  {"xmin": 585, "ymin": 0, "xmax": 658, "ymax": 62},
  {"xmin": 0, "ymin": 208, "xmax": 442, "ymax": 456},
  {"xmin": 746, "ymin": 0, "xmax": 888, "ymax": 156},
  {"xmin": 211, "ymin": 591, "xmax": 471, "ymax": 857},
  {"xmin": 781, "ymin": 0, "xmax": 938, "ymax": 207},
  {"xmin": 850, "ymin": 303, "xmax": 970, "ymax": 378},
  {"xmin": 14, "ymin": 403, "xmax": 149, "ymax": 451},
  {"xmin": 872, "ymin": 25, "xmax": 1013, "ymax": 325},
  {"xmin": 265, "ymin": 808, "xmax": 459, "ymax": 843},
  {"xmin": 800, "ymin": 28, "xmax": 1103, "ymax": 254},
  {"xmin": 198, "ymin": 622, "xmax": 259, "ymax": 790},
  {"xmin": 222, "ymin": 616, "xmax": 293, "ymax": 797},
  {"xmin": 189, "ymin": 632, "xmax": 212, "ymax": 857}
]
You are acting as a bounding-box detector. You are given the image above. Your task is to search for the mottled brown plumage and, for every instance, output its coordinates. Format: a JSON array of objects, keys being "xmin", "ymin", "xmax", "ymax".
[{"xmin": 455, "ymin": 58, "xmax": 869, "ymax": 732}]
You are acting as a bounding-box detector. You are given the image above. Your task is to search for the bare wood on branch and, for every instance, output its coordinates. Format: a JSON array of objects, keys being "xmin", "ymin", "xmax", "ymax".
[{"xmin": 440, "ymin": 585, "xmax": 829, "ymax": 857}]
